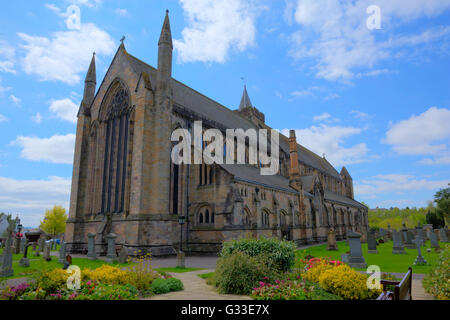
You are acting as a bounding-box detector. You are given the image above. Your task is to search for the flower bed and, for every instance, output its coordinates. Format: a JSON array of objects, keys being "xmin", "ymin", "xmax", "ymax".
[
  {"xmin": 0, "ymin": 255, "xmax": 183, "ymax": 300},
  {"xmin": 423, "ymin": 244, "xmax": 450, "ymax": 300}
]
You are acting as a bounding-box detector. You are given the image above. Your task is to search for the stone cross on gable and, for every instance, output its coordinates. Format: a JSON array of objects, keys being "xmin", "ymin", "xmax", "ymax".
[{"xmin": 120, "ymin": 36, "xmax": 126, "ymax": 44}]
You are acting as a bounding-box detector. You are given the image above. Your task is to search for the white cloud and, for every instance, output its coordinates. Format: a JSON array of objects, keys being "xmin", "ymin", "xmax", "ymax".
[
  {"xmin": 282, "ymin": 124, "xmax": 369, "ymax": 167},
  {"xmin": 0, "ymin": 79, "xmax": 11, "ymax": 95},
  {"xmin": 419, "ymin": 156, "xmax": 450, "ymax": 165},
  {"xmin": 313, "ymin": 112, "xmax": 340, "ymax": 123},
  {"xmin": 32, "ymin": 112, "xmax": 43, "ymax": 124},
  {"xmin": 291, "ymin": 86, "xmax": 339, "ymax": 100},
  {"xmin": 68, "ymin": 0, "xmax": 103, "ymax": 8},
  {"xmin": 0, "ymin": 40, "xmax": 16, "ymax": 74},
  {"xmin": 9, "ymin": 94, "xmax": 21, "ymax": 106},
  {"xmin": 0, "ymin": 114, "xmax": 8, "ymax": 122},
  {"xmin": 0, "ymin": 176, "xmax": 71, "ymax": 227},
  {"xmin": 355, "ymin": 174, "xmax": 449, "ymax": 196},
  {"xmin": 384, "ymin": 107, "xmax": 450, "ymax": 164},
  {"xmin": 287, "ymin": 0, "xmax": 450, "ymax": 81},
  {"xmin": 174, "ymin": 0, "xmax": 262, "ymax": 63},
  {"xmin": 115, "ymin": 8, "xmax": 128, "ymax": 16},
  {"xmin": 13, "ymin": 134, "xmax": 75, "ymax": 164},
  {"xmin": 49, "ymin": 98, "xmax": 79, "ymax": 123},
  {"xmin": 18, "ymin": 23, "xmax": 115, "ymax": 85},
  {"xmin": 351, "ymin": 110, "xmax": 371, "ymax": 120}
]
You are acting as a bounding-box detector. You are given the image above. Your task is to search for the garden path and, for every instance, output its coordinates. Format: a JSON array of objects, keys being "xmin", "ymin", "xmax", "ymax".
[{"xmin": 144, "ymin": 269, "xmax": 252, "ymax": 300}]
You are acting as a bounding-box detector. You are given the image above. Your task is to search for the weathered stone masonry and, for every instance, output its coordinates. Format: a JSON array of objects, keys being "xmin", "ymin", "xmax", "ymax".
[{"xmin": 65, "ymin": 11, "xmax": 368, "ymax": 256}]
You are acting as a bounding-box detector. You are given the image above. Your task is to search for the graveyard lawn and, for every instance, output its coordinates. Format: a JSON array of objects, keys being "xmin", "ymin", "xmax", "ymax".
[
  {"xmin": 156, "ymin": 267, "xmax": 207, "ymax": 273},
  {"xmin": 0, "ymin": 249, "xmax": 129, "ymax": 280},
  {"xmin": 297, "ymin": 241, "xmax": 440, "ymax": 274}
]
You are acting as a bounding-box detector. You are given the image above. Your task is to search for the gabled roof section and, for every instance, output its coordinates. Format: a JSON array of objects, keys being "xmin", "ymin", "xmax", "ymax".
[{"xmin": 123, "ymin": 51, "xmax": 343, "ymax": 180}]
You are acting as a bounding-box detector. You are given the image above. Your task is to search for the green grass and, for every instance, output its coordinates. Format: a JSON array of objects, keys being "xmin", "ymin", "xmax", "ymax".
[
  {"xmin": 0, "ymin": 249, "xmax": 130, "ymax": 281},
  {"xmin": 296, "ymin": 240, "xmax": 441, "ymax": 274},
  {"xmin": 198, "ymin": 272, "xmax": 215, "ymax": 279},
  {"xmin": 155, "ymin": 267, "xmax": 206, "ymax": 273}
]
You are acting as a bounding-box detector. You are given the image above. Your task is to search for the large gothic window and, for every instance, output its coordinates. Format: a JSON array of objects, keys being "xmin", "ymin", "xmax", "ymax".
[{"xmin": 100, "ymin": 86, "xmax": 133, "ymax": 214}]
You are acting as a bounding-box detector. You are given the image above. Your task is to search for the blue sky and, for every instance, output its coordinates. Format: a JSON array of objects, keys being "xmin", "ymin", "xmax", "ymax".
[{"xmin": 0, "ymin": 0, "xmax": 449, "ymax": 227}]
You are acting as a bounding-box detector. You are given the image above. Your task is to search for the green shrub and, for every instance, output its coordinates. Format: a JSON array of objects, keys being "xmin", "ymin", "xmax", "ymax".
[
  {"xmin": 423, "ymin": 244, "xmax": 450, "ymax": 300},
  {"xmin": 214, "ymin": 251, "xmax": 278, "ymax": 295},
  {"xmin": 151, "ymin": 278, "xmax": 184, "ymax": 294},
  {"xmin": 220, "ymin": 237, "xmax": 296, "ymax": 272}
]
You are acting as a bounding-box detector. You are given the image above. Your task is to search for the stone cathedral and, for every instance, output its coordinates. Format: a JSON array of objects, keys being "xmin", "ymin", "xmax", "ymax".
[{"xmin": 66, "ymin": 11, "xmax": 369, "ymax": 255}]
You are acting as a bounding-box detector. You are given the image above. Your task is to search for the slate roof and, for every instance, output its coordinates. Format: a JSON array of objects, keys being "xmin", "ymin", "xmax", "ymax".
[{"xmin": 123, "ymin": 51, "xmax": 363, "ymax": 208}]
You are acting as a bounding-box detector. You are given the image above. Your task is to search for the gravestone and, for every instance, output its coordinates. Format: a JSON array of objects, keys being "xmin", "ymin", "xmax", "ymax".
[
  {"xmin": 87, "ymin": 233, "xmax": 97, "ymax": 260},
  {"xmin": 405, "ymin": 230, "xmax": 416, "ymax": 249},
  {"xmin": 392, "ymin": 230, "xmax": 406, "ymax": 254},
  {"xmin": 344, "ymin": 231, "xmax": 367, "ymax": 268},
  {"xmin": 118, "ymin": 246, "xmax": 129, "ymax": 264},
  {"xmin": 327, "ymin": 228, "xmax": 338, "ymax": 251},
  {"xmin": 439, "ymin": 228, "xmax": 448, "ymax": 243},
  {"xmin": 43, "ymin": 243, "xmax": 51, "ymax": 261},
  {"xmin": 19, "ymin": 244, "xmax": 30, "ymax": 267},
  {"xmin": 413, "ymin": 239, "xmax": 427, "ymax": 265},
  {"xmin": 106, "ymin": 233, "xmax": 117, "ymax": 263},
  {"xmin": 13, "ymin": 236, "xmax": 21, "ymax": 254},
  {"xmin": 430, "ymin": 232, "xmax": 440, "ymax": 251},
  {"xmin": 423, "ymin": 224, "xmax": 433, "ymax": 240},
  {"xmin": 59, "ymin": 241, "xmax": 66, "ymax": 263},
  {"xmin": 367, "ymin": 229, "xmax": 378, "ymax": 254},
  {"xmin": 401, "ymin": 223, "xmax": 408, "ymax": 244},
  {"xmin": 434, "ymin": 229, "xmax": 440, "ymax": 241},
  {"xmin": 38, "ymin": 237, "xmax": 45, "ymax": 253},
  {"xmin": 386, "ymin": 224, "xmax": 392, "ymax": 240},
  {"xmin": 415, "ymin": 224, "xmax": 424, "ymax": 247},
  {"xmin": 20, "ymin": 237, "xmax": 26, "ymax": 254},
  {"xmin": 0, "ymin": 217, "xmax": 15, "ymax": 277}
]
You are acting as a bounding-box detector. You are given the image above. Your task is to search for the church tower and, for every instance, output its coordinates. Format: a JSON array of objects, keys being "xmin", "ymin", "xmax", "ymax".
[{"xmin": 67, "ymin": 54, "xmax": 96, "ymax": 242}]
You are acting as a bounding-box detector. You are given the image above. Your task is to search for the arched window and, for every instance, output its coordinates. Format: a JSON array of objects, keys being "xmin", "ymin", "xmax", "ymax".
[
  {"xmin": 98, "ymin": 83, "xmax": 133, "ymax": 214},
  {"xmin": 199, "ymin": 213, "xmax": 204, "ymax": 224},
  {"xmin": 211, "ymin": 212, "xmax": 215, "ymax": 223},
  {"xmin": 205, "ymin": 210, "xmax": 210, "ymax": 223},
  {"xmin": 197, "ymin": 206, "xmax": 214, "ymax": 225}
]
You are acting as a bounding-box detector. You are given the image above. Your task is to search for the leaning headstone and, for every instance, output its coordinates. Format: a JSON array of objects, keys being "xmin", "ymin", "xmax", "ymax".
[
  {"xmin": 413, "ymin": 239, "xmax": 427, "ymax": 265},
  {"xmin": 345, "ymin": 231, "xmax": 367, "ymax": 268},
  {"xmin": 0, "ymin": 217, "xmax": 15, "ymax": 277},
  {"xmin": 367, "ymin": 229, "xmax": 378, "ymax": 254},
  {"xmin": 439, "ymin": 228, "xmax": 448, "ymax": 243},
  {"xmin": 430, "ymin": 232, "xmax": 440, "ymax": 251},
  {"xmin": 327, "ymin": 228, "xmax": 338, "ymax": 251},
  {"xmin": 118, "ymin": 245, "xmax": 129, "ymax": 264},
  {"xmin": 415, "ymin": 224, "xmax": 424, "ymax": 247},
  {"xmin": 19, "ymin": 244, "xmax": 30, "ymax": 267},
  {"xmin": 392, "ymin": 230, "xmax": 406, "ymax": 254},
  {"xmin": 405, "ymin": 231, "xmax": 416, "ymax": 249},
  {"xmin": 43, "ymin": 243, "xmax": 51, "ymax": 261},
  {"xmin": 106, "ymin": 233, "xmax": 117, "ymax": 263},
  {"xmin": 59, "ymin": 241, "xmax": 66, "ymax": 264},
  {"xmin": 87, "ymin": 233, "xmax": 97, "ymax": 260}
]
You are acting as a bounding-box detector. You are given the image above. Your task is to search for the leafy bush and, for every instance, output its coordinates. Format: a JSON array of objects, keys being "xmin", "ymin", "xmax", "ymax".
[
  {"xmin": 0, "ymin": 283, "xmax": 31, "ymax": 300},
  {"xmin": 36, "ymin": 269, "xmax": 69, "ymax": 292},
  {"xmin": 214, "ymin": 251, "xmax": 278, "ymax": 295},
  {"xmin": 423, "ymin": 244, "xmax": 450, "ymax": 300},
  {"xmin": 151, "ymin": 277, "xmax": 183, "ymax": 294},
  {"xmin": 220, "ymin": 237, "xmax": 296, "ymax": 272},
  {"xmin": 82, "ymin": 265, "xmax": 129, "ymax": 285},
  {"xmin": 251, "ymin": 279, "xmax": 342, "ymax": 300}
]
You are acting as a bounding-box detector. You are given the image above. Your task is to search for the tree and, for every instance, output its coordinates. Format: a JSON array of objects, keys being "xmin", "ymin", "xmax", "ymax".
[
  {"xmin": 40, "ymin": 205, "xmax": 67, "ymax": 249},
  {"xmin": 434, "ymin": 186, "xmax": 450, "ymax": 226}
]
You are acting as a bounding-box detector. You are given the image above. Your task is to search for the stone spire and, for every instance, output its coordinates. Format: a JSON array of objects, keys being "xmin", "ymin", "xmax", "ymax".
[
  {"xmin": 157, "ymin": 10, "xmax": 173, "ymax": 100},
  {"xmin": 79, "ymin": 53, "xmax": 96, "ymax": 116},
  {"xmin": 239, "ymin": 85, "xmax": 253, "ymax": 110},
  {"xmin": 289, "ymin": 130, "xmax": 301, "ymax": 191}
]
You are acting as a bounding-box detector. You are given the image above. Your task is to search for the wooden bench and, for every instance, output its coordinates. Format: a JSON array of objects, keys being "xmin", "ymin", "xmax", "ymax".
[{"xmin": 377, "ymin": 267, "xmax": 413, "ymax": 300}]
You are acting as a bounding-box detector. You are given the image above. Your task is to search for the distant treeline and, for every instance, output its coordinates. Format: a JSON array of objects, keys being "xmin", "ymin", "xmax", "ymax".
[{"xmin": 368, "ymin": 186, "xmax": 449, "ymax": 230}]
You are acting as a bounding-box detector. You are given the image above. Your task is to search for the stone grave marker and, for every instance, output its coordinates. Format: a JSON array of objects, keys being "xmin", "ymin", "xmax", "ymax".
[
  {"xmin": 118, "ymin": 245, "xmax": 129, "ymax": 264},
  {"xmin": 106, "ymin": 233, "xmax": 117, "ymax": 263},
  {"xmin": 392, "ymin": 230, "xmax": 406, "ymax": 254},
  {"xmin": 367, "ymin": 229, "xmax": 378, "ymax": 254},
  {"xmin": 20, "ymin": 237, "xmax": 26, "ymax": 254},
  {"xmin": 413, "ymin": 239, "xmax": 427, "ymax": 266},
  {"xmin": 439, "ymin": 228, "xmax": 448, "ymax": 243},
  {"xmin": 0, "ymin": 217, "xmax": 14, "ymax": 277},
  {"xmin": 405, "ymin": 230, "xmax": 416, "ymax": 249},
  {"xmin": 343, "ymin": 231, "xmax": 367, "ymax": 268},
  {"xmin": 430, "ymin": 232, "xmax": 440, "ymax": 251},
  {"xmin": 87, "ymin": 233, "xmax": 97, "ymax": 260},
  {"xmin": 59, "ymin": 241, "xmax": 66, "ymax": 263},
  {"xmin": 43, "ymin": 243, "xmax": 51, "ymax": 261},
  {"xmin": 327, "ymin": 228, "xmax": 338, "ymax": 251},
  {"xmin": 19, "ymin": 244, "xmax": 30, "ymax": 267}
]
